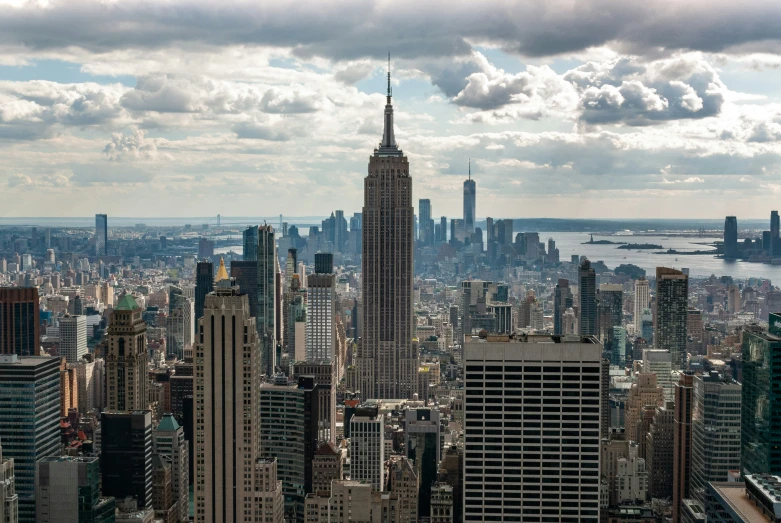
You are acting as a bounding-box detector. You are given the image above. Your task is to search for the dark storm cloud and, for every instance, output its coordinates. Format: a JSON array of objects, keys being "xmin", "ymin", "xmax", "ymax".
[{"xmin": 2, "ymin": 0, "xmax": 781, "ymax": 60}]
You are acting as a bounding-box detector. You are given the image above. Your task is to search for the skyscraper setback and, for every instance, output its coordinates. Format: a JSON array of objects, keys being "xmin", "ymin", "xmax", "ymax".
[{"xmin": 357, "ymin": 63, "xmax": 418, "ymax": 399}]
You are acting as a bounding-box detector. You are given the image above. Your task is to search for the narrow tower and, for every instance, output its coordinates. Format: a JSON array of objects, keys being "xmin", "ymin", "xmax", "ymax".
[{"xmin": 357, "ymin": 58, "xmax": 418, "ymax": 399}]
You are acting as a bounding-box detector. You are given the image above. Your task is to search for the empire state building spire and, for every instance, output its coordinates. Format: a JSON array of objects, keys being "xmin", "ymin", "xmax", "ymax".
[{"xmin": 377, "ymin": 53, "xmax": 401, "ymax": 157}]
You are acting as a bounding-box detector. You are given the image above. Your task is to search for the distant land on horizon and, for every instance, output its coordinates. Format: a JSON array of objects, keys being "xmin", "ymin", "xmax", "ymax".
[{"xmin": 0, "ymin": 216, "xmax": 772, "ymax": 233}]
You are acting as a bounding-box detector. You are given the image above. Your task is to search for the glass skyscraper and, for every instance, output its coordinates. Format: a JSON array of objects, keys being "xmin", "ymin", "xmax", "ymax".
[
  {"xmin": 741, "ymin": 314, "xmax": 781, "ymax": 475},
  {"xmin": 0, "ymin": 355, "xmax": 60, "ymax": 523}
]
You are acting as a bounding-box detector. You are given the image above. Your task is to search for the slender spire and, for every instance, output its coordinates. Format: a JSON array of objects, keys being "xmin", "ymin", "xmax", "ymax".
[
  {"xmin": 387, "ymin": 52, "xmax": 392, "ymax": 102},
  {"xmin": 377, "ymin": 53, "xmax": 401, "ymax": 156}
]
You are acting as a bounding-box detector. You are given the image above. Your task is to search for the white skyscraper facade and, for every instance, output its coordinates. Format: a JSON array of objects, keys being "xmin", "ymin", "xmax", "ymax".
[
  {"xmin": 634, "ymin": 278, "xmax": 650, "ymax": 332},
  {"xmin": 305, "ymin": 273, "xmax": 336, "ymax": 362},
  {"xmin": 464, "ymin": 335, "xmax": 604, "ymax": 522},
  {"xmin": 59, "ymin": 315, "xmax": 87, "ymax": 364},
  {"xmin": 349, "ymin": 407, "xmax": 385, "ymax": 492}
]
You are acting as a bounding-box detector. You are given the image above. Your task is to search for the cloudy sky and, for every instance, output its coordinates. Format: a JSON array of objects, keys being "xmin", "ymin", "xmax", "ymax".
[{"xmin": 3, "ymin": 0, "xmax": 781, "ymax": 219}]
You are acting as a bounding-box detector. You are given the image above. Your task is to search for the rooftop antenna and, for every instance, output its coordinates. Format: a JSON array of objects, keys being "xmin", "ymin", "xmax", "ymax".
[{"xmin": 387, "ymin": 52, "xmax": 392, "ymax": 100}]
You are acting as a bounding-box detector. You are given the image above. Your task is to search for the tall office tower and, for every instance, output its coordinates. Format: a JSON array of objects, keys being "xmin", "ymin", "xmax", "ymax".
[
  {"xmin": 167, "ymin": 286, "xmax": 194, "ymax": 360},
  {"xmin": 260, "ymin": 376, "xmax": 322, "ymax": 522},
  {"xmin": 625, "ymin": 373, "xmax": 664, "ymax": 444},
  {"xmin": 672, "ymin": 373, "xmax": 694, "ymax": 523},
  {"xmin": 419, "ymin": 199, "xmax": 433, "ymax": 245},
  {"xmin": 59, "ymin": 359, "xmax": 78, "ymax": 417},
  {"xmin": 59, "ymin": 314, "xmax": 87, "ymax": 364},
  {"xmin": 195, "ymin": 260, "xmax": 214, "ymax": 323},
  {"xmin": 256, "ymin": 225, "xmax": 278, "ymax": 377},
  {"xmin": 463, "ymin": 335, "xmax": 603, "ymax": 521},
  {"xmin": 404, "ymin": 407, "xmax": 441, "ymax": 518},
  {"xmin": 689, "ymin": 373, "xmax": 742, "ymax": 504},
  {"xmin": 0, "ymin": 288, "xmax": 40, "ymax": 356},
  {"xmin": 598, "ymin": 283, "xmax": 623, "ymax": 359},
  {"xmin": 463, "ymin": 162, "xmax": 476, "ymax": 236},
  {"xmin": 553, "ymin": 279, "xmax": 573, "ymax": 335},
  {"xmin": 95, "ymin": 214, "xmax": 107, "ymax": 256},
  {"xmin": 306, "ymin": 261, "xmax": 336, "ymax": 363},
  {"xmin": 151, "ymin": 455, "xmax": 176, "ymax": 521},
  {"xmin": 253, "ymin": 458, "xmax": 284, "ymax": 523},
  {"xmin": 35, "ymin": 456, "xmax": 114, "ymax": 523},
  {"xmin": 741, "ymin": 316, "xmax": 781, "ymax": 476},
  {"xmin": 727, "ymin": 284, "xmax": 741, "ymax": 314},
  {"xmin": 634, "ymin": 277, "xmax": 650, "ymax": 331},
  {"xmin": 242, "ymin": 225, "xmax": 258, "ymax": 261},
  {"xmin": 349, "ymin": 405, "xmax": 385, "ymax": 492},
  {"xmin": 501, "ymin": 218, "xmax": 513, "ymax": 245},
  {"xmin": 101, "ymin": 411, "xmax": 153, "ymax": 509},
  {"xmin": 655, "ymin": 268, "xmax": 689, "ymax": 370},
  {"xmin": 194, "ymin": 271, "xmax": 261, "ymax": 523},
  {"xmin": 285, "ymin": 248, "xmax": 297, "ymax": 284},
  {"xmin": 287, "ymin": 276, "xmax": 307, "ymax": 362},
  {"xmin": 198, "ymin": 238, "xmax": 214, "ymax": 259},
  {"xmin": 440, "ymin": 216, "xmax": 447, "ymax": 243},
  {"xmin": 293, "ymin": 361, "xmax": 336, "ymax": 444},
  {"xmin": 314, "ymin": 252, "xmax": 333, "ymax": 275},
  {"xmin": 645, "ymin": 401, "xmax": 674, "ymax": 499},
  {"xmin": 229, "ymin": 260, "xmax": 257, "ymax": 315},
  {"xmin": 643, "ymin": 349, "xmax": 674, "ymax": 401},
  {"xmin": 106, "ymin": 294, "xmax": 148, "ymax": 412},
  {"xmin": 153, "ymin": 414, "xmax": 189, "ymax": 523},
  {"xmin": 772, "ymin": 210, "xmax": 780, "ymax": 256},
  {"xmin": 723, "ymin": 216, "xmax": 739, "ymax": 259},
  {"xmin": 358, "ymin": 64, "xmax": 418, "ymax": 400},
  {"xmin": 0, "ymin": 355, "xmax": 59, "ymax": 523},
  {"xmin": 579, "ymin": 259, "xmax": 597, "ymax": 336}
]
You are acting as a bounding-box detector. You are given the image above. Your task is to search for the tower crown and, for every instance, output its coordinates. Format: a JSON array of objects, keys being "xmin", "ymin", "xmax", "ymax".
[{"xmin": 376, "ymin": 54, "xmax": 402, "ymax": 157}]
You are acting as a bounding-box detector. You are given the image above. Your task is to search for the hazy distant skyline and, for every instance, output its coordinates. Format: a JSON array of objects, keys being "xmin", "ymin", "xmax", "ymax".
[{"xmin": 3, "ymin": 0, "xmax": 781, "ymax": 218}]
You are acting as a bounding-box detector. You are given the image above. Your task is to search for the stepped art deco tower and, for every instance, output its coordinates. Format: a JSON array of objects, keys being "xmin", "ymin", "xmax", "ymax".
[{"xmin": 357, "ymin": 61, "xmax": 418, "ymax": 399}]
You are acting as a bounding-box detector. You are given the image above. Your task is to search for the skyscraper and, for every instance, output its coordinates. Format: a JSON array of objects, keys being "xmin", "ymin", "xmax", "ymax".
[
  {"xmin": 553, "ymin": 279, "xmax": 573, "ymax": 335},
  {"xmin": 167, "ymin": 286, "xmax": 194, "ymax": 360},
  {"xmin": 672, "ymin": 372, "xmax": 694, "ymax": 523},
  {"xmin": 242, "ymin": 226, "xmax": 258, "ymax": 261},
  {"xmin": 463, "ymin": 335, "xmax": 603, "ymax": 521},
  {"xmin": 655, "ymin": 267, "xmax": 689, "ymax": 369},
  {"xmin": 35, "ymin": 456, "xmax": 115, "ymax": 523},
  {"xmin": 0, "ymin": 355, "xmax": 60, "ymax": 523},
  {"xmin": 772, "ymin": 210, "xmax": 779, "ymax": 257},
  {"xmin": 634, "ymin": 277, "xmax": 650, "ymax": 332},
  {"xmin": 256, "ymin": 225, "xmax": 277, "ymax": 377},
  {"xmin": 306, "ymin": 263, "xmax": 336, "ymax": 363},
  {"xmin": 194, "ymin": 270, "xmax": 261, "ymax": 523},
  {"xmin": 0, "ymin": 288, "xmax": 40, "ymax": 356},
  {"xmin": 101, "ymin": 411, "xmax": 154, "ymax": 509},
  {"xmin": 741, "ymin": 316, "xmax": 781, "ymax": 476},
  {"xmin": 195, "ymin": 260, "xmax": 214, "ymax": 323},
  {"xmin": 357, "ymin": 62, "xmax": 418, "ymax": 399},
  {"xmin": 59, "ymin": 314, "xmax": 87, "ymax": 364},
  {"xmin": 153, "ymin": 414, "xmax": 189, "ymax": 523},
  {"xmin": 349, "ymin": 406, "xmax": 385, "ymax": 492},
  {"xmin": 579, "ymin": 259, "xmax": 597, "ymax": 336},
  {"xmin": 419, "ymin": 199, "xmax": 433, "ymax": 245},
  {"xmin": 463, "ymin": 160, "xmax": 476, "ymax": 236},
  {"xmin": 106, "ymin": 294, "xmax": 148, "ymax": 412},
  {"xmin": 95, "ymin": 214, "xmax": 107, "ymax": 256},
  {"xmin": 723, "ymin": 216, "xmax": 738, "ymax": 259},
  {"xmin": 689, "ymin": 373, "xmax": 742, "ymax": 504}
]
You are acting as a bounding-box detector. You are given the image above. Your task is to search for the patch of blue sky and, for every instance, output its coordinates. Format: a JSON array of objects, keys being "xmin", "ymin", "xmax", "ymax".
[{"xmin": 0, "ymin": 59, "xmax": 135, "ymax": 86}]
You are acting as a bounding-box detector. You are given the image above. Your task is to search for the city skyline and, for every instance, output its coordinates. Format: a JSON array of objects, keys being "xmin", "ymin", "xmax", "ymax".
[{"xmin": 2, "ymin": 2, "xmax": 781, "ymax": 218}]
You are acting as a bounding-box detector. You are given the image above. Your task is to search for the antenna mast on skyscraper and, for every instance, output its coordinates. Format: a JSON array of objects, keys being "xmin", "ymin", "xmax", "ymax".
[{"xmin": 387, "ymin": 52, "xmax": 392, "ymax": 100}]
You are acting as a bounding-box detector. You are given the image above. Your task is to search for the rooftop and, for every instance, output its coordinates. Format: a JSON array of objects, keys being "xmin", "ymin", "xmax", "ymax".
[
  {"xmin": 710, "ymin": 481, "xmax": 769, "ymax": 522},
  {"xmin": 115, "ymin": 294, "xmax": 140, "ymax": 311}
]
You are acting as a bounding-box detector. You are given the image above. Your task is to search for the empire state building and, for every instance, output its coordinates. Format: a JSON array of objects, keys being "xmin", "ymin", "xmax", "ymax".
[{"xmin": 357, "ymin": 63, "xmax": 418, "ymax": 399}]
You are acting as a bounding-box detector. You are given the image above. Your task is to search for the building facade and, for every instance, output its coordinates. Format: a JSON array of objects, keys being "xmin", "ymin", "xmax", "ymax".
[
  {"xmin": 106, "ymin": 294, "xmax": 148, "ymax": 412},
  {"xmin": 35, "ymin": 456, "xmax": 114, "ymax": 523},
  {"xmin": 357, "ymin": 68, "xmax": 418, "ymax": 400},
  {"xmin": 0, "ymin": 288, "xmax": 40, "ymax": 357},
  {"xmin": 655, "ymin": 268, "xmax": 689, "ymax": 369},
  {"xmin": 59, "ymin": 314, "xmax": 87, "ymax": 364}
]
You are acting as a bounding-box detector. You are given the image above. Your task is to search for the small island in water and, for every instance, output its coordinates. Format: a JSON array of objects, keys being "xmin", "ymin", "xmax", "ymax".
[
  {"xmin": 582, "ymin": 234, "xmax": 627, "ymax": 245},
  {"xmin": 617, "ymin": 243, "xmax": 663, "ymax": 250}
]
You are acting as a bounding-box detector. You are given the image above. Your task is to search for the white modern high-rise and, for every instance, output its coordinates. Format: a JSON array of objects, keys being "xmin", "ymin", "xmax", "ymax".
[
  {"xmin": 305, "ymin": 272, "xmax": 336, "ymax": 362},
  {"xmin": 349, "ymin": 406, "xmax": 385, "ymax": 492},
  {"xmin": 59, "ymin": 315, "xmax": 87, "ymax": 364},
  {"xmin": 642, "ymin": 349, "xmax": 675, "ymax": 402},
  {"xmin": 194, "ymin": 271, "xmax": 261, "ymax": 523},
  {"xmin": 634, "ymin": 278, "xmax": 650, "ymax": 331},
  {"xmin": 463, "ymin": 334, "xmax": 604, "ymax": 522}
]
